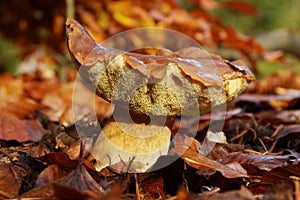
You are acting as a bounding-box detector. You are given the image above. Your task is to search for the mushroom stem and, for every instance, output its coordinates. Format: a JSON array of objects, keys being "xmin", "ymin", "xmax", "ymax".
[{"xmin": 91, "ymin": 106, "xmax": 173, "ymax": 172}]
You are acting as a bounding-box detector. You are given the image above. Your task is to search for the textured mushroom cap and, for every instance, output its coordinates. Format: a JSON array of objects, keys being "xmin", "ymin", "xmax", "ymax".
[{"xmin": 66, "ymin": 19, "xmax": 255, "ymax": 116}]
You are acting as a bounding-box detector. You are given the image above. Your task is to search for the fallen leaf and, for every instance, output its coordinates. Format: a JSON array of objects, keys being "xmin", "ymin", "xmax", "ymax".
[
  {"xmin": 172, "ymin": 136, "xmax": 248, "ymax": 178},
  {"xmin": 38, "ymin": 152, "xmax": 78, "ymax": 169},
  {"xmin": 53, "ymin": 183, "xmax": 102, "ymax": 200},
  {"xmin": 221, "ymin": 1, "xmax": 259, "ymax": 15},
  {"xmin": 206, "ymin": 186, "xmax": 254, "ymax": 200},
  {"xmin": 262, "ymin": 163, "xmax": 300, "ymax": 184},
  {"xmin": 222, "ymin": 152, "xmax": 300, "ymax": 171},
  {"xmin": 35, "ymin": 164, "xmax": 67, "ymax": 187},
  {"xmin": 14, "ymin": 151, "xmax": 48, "ymax": 195},
  {"xmin": 0, "ymin": 114, "xmax": 44, "ymax": 142},
  {"xmin": 236, "ymin": 93, "xmax": 300, "ymax": 112},
  {"xmin": 0, "ymin": 163, "xmax": 22, "ymax": 199},
  {"xmin": 57, "ymin": 162, "xmax": 104, "ymax": 194}
]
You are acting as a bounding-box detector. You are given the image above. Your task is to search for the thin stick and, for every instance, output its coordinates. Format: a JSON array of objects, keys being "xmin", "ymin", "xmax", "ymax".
[
  {"xmin": 271, "ymin": 124, "xmax": 283, "ymax": 138},
  {"xmin": 66, "ymin": 0, "xmax": 75, "ymax": 19},
  {"xmin": 290, "ymin": 176, "xmax": 300, "ymax": 200},
  {"xmin": 268, "ymin": 138, "xmax": 279, "ymax": 153},
  {"xmin": 135, "ymin": 173, "xmax": 140, "ymax": 200},
  {"xmin": 230, "ymin": 129, "xmax": 248, "ymax": 142},
  {"xmin": 258, "ymin": 138, "xmax": 268, "ymax": 153}
]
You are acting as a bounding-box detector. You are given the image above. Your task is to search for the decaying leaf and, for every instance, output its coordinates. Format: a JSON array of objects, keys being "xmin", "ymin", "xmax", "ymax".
[
  {"xmin": 0, "ymin": 114, "xmax": 44, "ymax": 142},
  {"xmin": 35, "ymin": 164, "xmax": 67, "ymax": 187},
  {"xmin": 173, "ymin": 136, "xmax": 248, "ymax": 178},
  {"xmin": 0, "ymin": 163, "xmax": 23, "ymax": 199},
  {"xmin": 262, "ymin": 163, "xmax": 300, "ymax": 184},
  {"xmin": 57, "ymin": 162, "xmax": 104, "ymax": 195},
  {"xmin": 222, "ymin": 151, "xmax": 300, "ymax": 171}
]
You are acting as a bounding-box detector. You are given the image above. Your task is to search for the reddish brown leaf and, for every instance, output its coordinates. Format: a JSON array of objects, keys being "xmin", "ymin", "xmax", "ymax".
[
  {"xmin": 35, "ymin": 164, "xmax": 68, "ymax": 187},
  {"xmin": 38, "ymin": 152, "xmax": 78, "ymax": 169},
  {"xmin": 221, "ymin": 1, "xmax": 259, "ymax": 15},
  {"xmin": 173, "ymin": 137, "xmax": 248, "ymax": 178},
  {"xmin": 236, "ymin": 93, "xmax": 300, "ymax": 111},
  {"xmin": 0, "ymin": 164, "xmax": 22, "ymax": 199},
  {"xmin": 21, "ymin": 184, "xmax": 55, "ymax": 199},
  {"xmin": 0, "ymin": 114, "xmax": 44, "ymax": 142},
  {"xmin": 203, "ymin": 186, "xmax": 254, "ymax": 200},
  {"xmin": 53, "ymin": 183, "xmax": 102, "ymax": 200},
  {"xmin": 57, "ymin": 163, "xmax": 104, "ymax": 194},
  {"xmin": 222, "ymin": 152, "xmax": 300, "ymax": 171},
  {"xmin": 262, "ymin": 163, "xmax": 300, "ymax": 184}
]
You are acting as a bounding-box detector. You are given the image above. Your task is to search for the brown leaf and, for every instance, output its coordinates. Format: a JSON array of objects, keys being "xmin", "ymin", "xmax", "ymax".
[
  {"xmin": 38, "ymin": 152, "xmax": 78, "ymax": 169},
  {"xmin": 221, "ymin": 1, "xmax": 259, "ymax": 15},
  {"xmin": 253, "ymin": 70, "xmax": 300, "ymax": 94},
  {"xmin": 66, "ymin": 19, "xmax": 254, "ymax": 86},
  {"xmin": 35, "ymin": 164, "xmax": 68, "ymax": 187},
  {"xmin": 222, "ymin": 152, "xmax": 300, "ymax": 171},
  {"xmin": 262, "ymin": 163, "xmax": 300, "ymax": 184},
  {"xmin": 172, "ymin": 136, "xmax": 248, "ymax": 178},
  {"xmin": 0, "ymin": 114, "xmax": 44, "ymax": 142},
  {"xmin": 236, "ymin": 93, "xmax": 300, "ymax": 111},
  {"xmin": 53, "ymin": 183, "xmax": 102, "ymax": 200},
  {"xmin": 21, "ymin": 183, "xmax": 55, "ymax": 199},
  {"xmin": 206, "ymin": 186, "xmax": 254, "ymax": 200},
  {"xmin": 57, "ymin": 163, "xmax": 104, "ymax": 194},
  {"xmin": 0, "ymin": 163, "xmax": 22, "ymax": 199}
]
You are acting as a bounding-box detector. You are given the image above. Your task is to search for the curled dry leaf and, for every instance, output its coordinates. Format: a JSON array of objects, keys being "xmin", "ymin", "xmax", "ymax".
[
  {"xmin": 35, "ymin": 164, "xmax": 67, "ymax": 187},
  {"xmin": 262, "ymin": 163, "xmax": 300, "ymax": 184},
  {"xmin": 236, "ymin": 93, "xmax": 300, "ymax": 111},
  {"xmin": 66, "ymin": 19, "xmax": 255, "ymax": 116},
  {"xmin": 222, "ymin": 152, "xmax": 300, "ymax": 171},
  {"xmin": 57, "ymin": 163, "xmax": 104, "ymax": 195},
  {"xmin": 172, "ymin": 136, "xmax": 248, "ymax": 178}
]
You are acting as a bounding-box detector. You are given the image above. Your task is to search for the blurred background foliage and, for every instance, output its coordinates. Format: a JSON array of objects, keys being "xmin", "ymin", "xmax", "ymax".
[
  {"xmin": 0, "ymin": 0, "xmax": 299, "ymax": 77},
  {"xmin": 212, "ymin": 0, "xmax": 300, "ymax": 35}
]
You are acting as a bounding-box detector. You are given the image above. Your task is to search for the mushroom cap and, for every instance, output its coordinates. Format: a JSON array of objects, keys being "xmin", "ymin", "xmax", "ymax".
[{"xmin": 66, "ymin": 19, "xmax": 255, "ymax": 116}]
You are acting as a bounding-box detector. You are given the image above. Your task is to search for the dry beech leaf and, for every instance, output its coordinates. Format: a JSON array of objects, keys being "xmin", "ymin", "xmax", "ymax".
[
  {"xmin": 0, "ymin": 163, "xmax": 23, "ymax": 199},
  {"xmin": 172, "ymin": 136, "xmax": 248, "ymax": 178},
  {"xmin": 0, "ymin": 73, "xmax": 23, "ymax": 108},
  {"xmin": 23, "ymin": 78, "xmax": 60, "ymax": 101},
  {"xmin": 236, "ymin": 93, "xmax": 300, "ymax": 111},
  {"xmin": 222, "ymin": 152, "xmax": 300, "ymax": 171},
  {"xmin": 205, "ymin": 186, "xmax": 254, "ymax": 200},
  {"xmin": 0, "ymin": 114, "xmax": 44, "ymax": 142},
  {"xmin": 262, "ymin": 163, "xmax": 300, "ymax": 184},
  {"xmin": 57, "ymin": 163, "xmax": 104, "ymax": 195},
  {"xmin": 38, "ymin": 152, "xmax": 78, "ymax": 169},
  {"xmin": 53, "ymin": 183, "xmax": 102, "ymax": 200},
  {"xmin": 21, "ymin": 183, "xmax": 55, "ymax": 199},
  {"xmin": 253, "ymin": 70, "xmax": 300, "ymax": 94},
  {"xmin": 35, "ymin": 164, "xmax": 68, "ymax": 187},
  {"xmin": 66, "ymin": 19, "xmax": 255, "ymax": 116}
]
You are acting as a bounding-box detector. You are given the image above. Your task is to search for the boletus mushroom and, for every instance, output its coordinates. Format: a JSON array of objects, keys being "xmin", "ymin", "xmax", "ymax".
[{"xmin": 66, "ymin": 19, "xmax": 255, "ymax": 172}]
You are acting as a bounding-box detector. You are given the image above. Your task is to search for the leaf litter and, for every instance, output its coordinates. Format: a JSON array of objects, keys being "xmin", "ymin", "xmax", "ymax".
[
  {"xmin": 0, "ymin": 69, "xmax": 300, "ymax": 199},
  {"xmin": 0, "ymin": 0, "xmax": 299, "ymax": 198}
]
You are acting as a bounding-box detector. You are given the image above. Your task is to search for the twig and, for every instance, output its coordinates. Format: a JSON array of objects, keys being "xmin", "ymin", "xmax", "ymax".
[
  {"xmin": 258, "ymin": 138, "xmax": 268, "ymax": 153},
  {"xmin": 271, "ymin": 124, "xmax": 284, "ymax": 138},
  {"xmin": 230, "ymin": 129, "xmax": 248, "ymax": 142},
  {"xmin": 66, "ymin": 0, "xmax": 75, "ymax": 19},
  {"xmin": 135, "ymin": 173, "xmax": 140, "ymax": 200},
  {"xmin": 268, "ymin": 138, "xmax": 279, "ymax": 153},
  {"xmin": 290, "ymin": 176, "xmax": 300, "ymax": 200}
]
